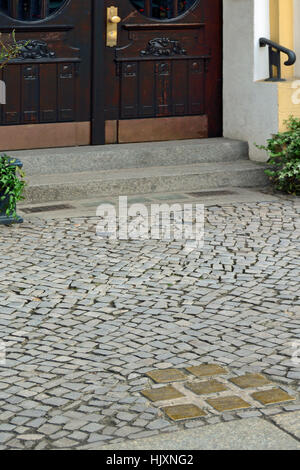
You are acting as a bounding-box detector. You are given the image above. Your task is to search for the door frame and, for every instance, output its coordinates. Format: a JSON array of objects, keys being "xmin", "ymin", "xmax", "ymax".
[
  {"xmin": 91, "ymin": 0, "xmax": 223, "ymax": 146},
  {"xmin": 91, "ymin": 0, "xmax": 105, "ymax": 145}
]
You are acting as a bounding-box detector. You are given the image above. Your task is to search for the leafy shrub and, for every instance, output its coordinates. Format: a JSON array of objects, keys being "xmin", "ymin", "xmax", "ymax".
[
  {"xmin": 0, "ymin": 155, "xmax": 26, "ymax": 218},
  {"xmin": 256, "ymin": 116, "xmax": 300, "ymax": 195}
]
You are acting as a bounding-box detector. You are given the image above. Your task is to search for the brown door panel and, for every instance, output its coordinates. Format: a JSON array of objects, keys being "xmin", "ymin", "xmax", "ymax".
[
  {"xmin": 0, "ymin": 1, "xmax": 92, "ymax": 126},
  {"xmin": 106, "ymin": 115, "xmax": 208, "ymax": 144},
  {"xmin": 0, "ymin": 1, "xmax": 222, "ymax": 147},
  {"xmin": 104, "ymin": 0, "xmax": 222, "ymax": 142}
]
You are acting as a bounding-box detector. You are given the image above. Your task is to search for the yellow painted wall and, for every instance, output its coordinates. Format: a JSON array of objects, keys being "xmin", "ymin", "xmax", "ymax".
[
  {"xmin": 278, "ymin": 80, "xmax": 300, "ymax": 131},
  {"xmin": 269, "ymin": 0, "xmax": 300, "ymax": 131},
  {"xmin": 269, "ymin": 0, "xmax": 294, "ymax": 79}
]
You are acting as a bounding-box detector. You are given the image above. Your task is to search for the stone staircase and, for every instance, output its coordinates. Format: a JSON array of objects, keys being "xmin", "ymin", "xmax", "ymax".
[{"xmin": 12, "ymin": 138, "xmax": 268, "ymax": 204}]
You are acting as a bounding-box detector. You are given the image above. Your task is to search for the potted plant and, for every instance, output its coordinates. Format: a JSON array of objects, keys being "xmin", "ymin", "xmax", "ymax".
[
  {"xmin": 256, "ymin": 116, "xmax": 300, "ymax": 196},
  {"xmin": 0, "ymin": 32, "xmax": 26, "ymax": 225},
  {"xmin": 0, "ymin": 155, "xmax": 26, "ymax": 224}
]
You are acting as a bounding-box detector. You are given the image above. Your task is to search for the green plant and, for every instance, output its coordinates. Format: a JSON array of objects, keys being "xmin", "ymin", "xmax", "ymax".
[
  {"xmin": 0, "ymin": 155, "xmax": 26, "ymax": 218},
  {"xmin": 0, "ymin": 31, "xmax": 23, "ymax": 69},
  {"xmin": 0, "ymin": 32, "xmax": 27, "ymax": 220},
  {"xmin": 256, "ymin": 116, "xmax": 300, "ymax": 195}
]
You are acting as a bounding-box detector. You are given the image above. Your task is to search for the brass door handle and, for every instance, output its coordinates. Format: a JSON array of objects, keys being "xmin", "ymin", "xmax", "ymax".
[
  {"xmin": 110, "ymin": 15, "xmax": 121, "ymax": 24},
  {"xmin": 107, "ymin": 7, "xmax": 121, "ymax": 47}
]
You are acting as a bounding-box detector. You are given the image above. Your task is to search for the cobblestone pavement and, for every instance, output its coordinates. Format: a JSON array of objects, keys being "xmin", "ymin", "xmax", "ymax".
[{"xmin": 0, "ymin": 199, "xmax": 300, "ymax": 449}]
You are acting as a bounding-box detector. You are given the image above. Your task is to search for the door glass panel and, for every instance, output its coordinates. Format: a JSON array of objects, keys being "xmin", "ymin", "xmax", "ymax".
[
  {"xmin": 130, "ymin": 0, "xmax": 198, "ymax": 20},
  {"xmin": 0, "ymin": 0, "xmax": 66, "ymax": 21}
]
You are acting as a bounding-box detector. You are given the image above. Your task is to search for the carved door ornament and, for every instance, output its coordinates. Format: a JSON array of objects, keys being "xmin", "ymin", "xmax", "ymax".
[
  {"xmin": 15, "ymin": 40, "xmax": 56, "ymax": 59},
  {"xmin": 140, "ymin": 37, "xmax": 187, "ymax": 56}
]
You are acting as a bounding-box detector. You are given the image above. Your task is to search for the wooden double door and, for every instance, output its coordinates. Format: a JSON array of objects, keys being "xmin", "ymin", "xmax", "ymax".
[{"xmin": 0, "ymin": 0, "xmax": 222, "ymax": 149}]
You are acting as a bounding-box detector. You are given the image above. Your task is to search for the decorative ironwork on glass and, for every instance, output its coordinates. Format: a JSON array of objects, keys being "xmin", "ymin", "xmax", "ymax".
[
  {"xmin": 130, "ymin": 0, "xmax": 198, "ymax": 20},
  {"xmin": 0, "ymin": 0, "xmax": 66, "ymax": 21}
]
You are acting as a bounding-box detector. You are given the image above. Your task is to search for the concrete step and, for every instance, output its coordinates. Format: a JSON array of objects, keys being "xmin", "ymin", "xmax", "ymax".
[
  {"xmin": 13, "ymin": 138, "xmax": 248, "ymax": 175},
  {"xmin": 24, "ymin": 160, "xmax": 269, "ymax": 204}
]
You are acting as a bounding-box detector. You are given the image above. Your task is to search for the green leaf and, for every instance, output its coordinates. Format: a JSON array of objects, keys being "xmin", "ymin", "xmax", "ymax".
[
  {"xmin": 0, "ymin": 153, "xmax": 26, "ymax": 217},
  {"xmin": 257, "ymin": 116, "xmax": 300, "ymax": 195}
]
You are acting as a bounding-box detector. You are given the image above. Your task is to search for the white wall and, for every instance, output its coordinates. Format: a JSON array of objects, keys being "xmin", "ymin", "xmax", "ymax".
[
  {"xmin": 223, "ymin": 0, "xmax": 278, "ymax": 161},
  {"xmin": 254, "ymin": 0, "xmax": 270, "ymax": 80}
]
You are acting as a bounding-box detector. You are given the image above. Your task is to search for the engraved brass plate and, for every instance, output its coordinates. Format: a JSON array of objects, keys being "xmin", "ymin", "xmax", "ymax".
[
  {"xmin": 146, "ymin": 369, "xmax": 187, "ymax": 383},
  {"xmin": 162, "ymin": 404, "xmax": 207, "ymax": 421},
  {"xmin": 230, "ymin": 373, "xmax": 272, "ymax": 389},
  {"xmin": 207, "ymin": 396, "xmax": 251, "ymax": 412},
  {"xmin": 186, "ymin": 380, "xmax": 228, "ymax": 395},
  {"xmin": 252, "ymin": 388, "xmax": 296, "ymax": 405},
  {"xmin": 141, "ymin": 385, "xmax": 184, "ymax": 402},
  {"xmin": 187, "ymin": 364, "xmax": 228, "ymax": 378}
]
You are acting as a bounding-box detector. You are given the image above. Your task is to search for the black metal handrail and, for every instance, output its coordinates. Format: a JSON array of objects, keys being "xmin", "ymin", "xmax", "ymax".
[{"xmin": 259, "ymin": 38, "xmax": 296, "ymax": 81}]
